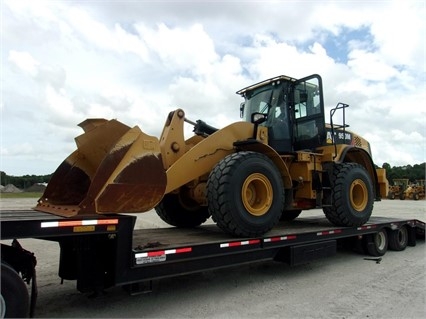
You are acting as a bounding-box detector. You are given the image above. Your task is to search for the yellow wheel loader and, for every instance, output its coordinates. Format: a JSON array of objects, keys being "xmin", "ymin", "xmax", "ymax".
[
  {"xmin": 36, "ymin": 74, "xmax": 388, "ymax": 237},
  {"xmin": 387, "ymin": 178, "xmax": 408, "ymax": 200},
  {"xmin": 404, "ymin": 179, "xmax": 425, "ymax": 200}
]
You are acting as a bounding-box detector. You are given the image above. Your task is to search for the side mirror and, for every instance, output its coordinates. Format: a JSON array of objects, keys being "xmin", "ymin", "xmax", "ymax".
[
  {"xmin": 240, "ymin": 102, "xmax": 245, "ymax": 118},
  {"xmin": 251, "ymin": 112, "xmax": 267, "ymax": 124}
]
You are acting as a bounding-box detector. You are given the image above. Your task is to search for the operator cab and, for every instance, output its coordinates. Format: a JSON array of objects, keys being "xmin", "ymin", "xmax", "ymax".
[{"xmin": 237, "ymin": 74, "xmax": 326, "ymax": 153}]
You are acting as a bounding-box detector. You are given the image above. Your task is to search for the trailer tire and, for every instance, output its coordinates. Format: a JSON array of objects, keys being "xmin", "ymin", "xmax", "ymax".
[
  {"xmin": 1, "ymin": 262, "xmax": 29, "ymax": 318},
  {"xmin": 323, "ymin": 163, "xmax": 373, "ymax": 227},
  {"xmin": 387, "ymin": 192, "xmax": 395, "ymax": 200},
  {"xmin": 207, "ymin": 151, "xmax": 284, "ymax": 237},
  {"xmin": 363, "ymin": 229, "xmax": 388, "ymax": 257},
  {"xmin": 155, "ymin": 192, "xmax": 210, "ymax": 227},
  {"xmin": 388, "ymin": 226, "xmax": 408, "ymax": 251},
  {"xmin": 413, "ymin": 193, "xmax": 419, "ymax": 200}
]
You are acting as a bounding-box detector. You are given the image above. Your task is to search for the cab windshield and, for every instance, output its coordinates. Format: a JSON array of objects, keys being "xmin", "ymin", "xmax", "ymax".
[{"xmin": 242, "ymin": 85, "xmax": 287, "ymax": 125}]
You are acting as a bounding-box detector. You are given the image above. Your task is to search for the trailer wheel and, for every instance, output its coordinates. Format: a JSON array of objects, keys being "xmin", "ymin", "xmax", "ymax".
[
  {"xmin": 388, "ymin": 226, "xmax": 408, "ymax": 251},
  {"xmin": 413, "ymin": 193, "xmax": 420, "ymax": 200},
  {"xmin": 1, "ymin": 262, "xmax": 29, "ymax": 318},
  {"xmin": 323, "ymin": 163, "xmax": 374, "ymax": 227},
  {"xmin": 207, "ymin": 151, "xmax": 284, "ymax": 237},
  {"xmin": 155, "ymin": 191, "xmax": 210, "ymax": 227},
  {"xmin": 387, "ymin": 192, "xmax": 395, "ymax": 200},
  {"xmin": 363, "ymin": 229, "xmax": 388, "ymax": 257}
]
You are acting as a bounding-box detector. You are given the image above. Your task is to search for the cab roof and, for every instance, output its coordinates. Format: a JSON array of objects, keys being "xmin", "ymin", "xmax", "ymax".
[{"xmin": 236, "ymin": 75, "xmax": 297, "ymax": 96}]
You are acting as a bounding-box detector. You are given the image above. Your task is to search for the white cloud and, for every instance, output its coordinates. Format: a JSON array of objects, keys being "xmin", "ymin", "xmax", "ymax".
[
  {"xmin": 8, "ymin": 50, "xmax": 40, "ymax": 77},
  {"xmin": 370, "ymin": 1, "xmax": 425, "ymax": 67},
  {"xmin": 135, "ymin": 23, "xmax": 218, "ymax": 76},
  {"xmin": 348, "ymin": 49, "xmax": 399, "ymax": 81},
  {"xmin": 67, "ymin": 7, "xmax": 149, "ymax": 60},
  {"xmin": 44, "ymin": 86, "xmax": 81, "ymax": 124}
]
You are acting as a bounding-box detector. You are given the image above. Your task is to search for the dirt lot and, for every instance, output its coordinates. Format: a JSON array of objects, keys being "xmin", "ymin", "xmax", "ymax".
[{"xmin": 1, "ymin": 198, "xmax": 425, "ymax": 318}]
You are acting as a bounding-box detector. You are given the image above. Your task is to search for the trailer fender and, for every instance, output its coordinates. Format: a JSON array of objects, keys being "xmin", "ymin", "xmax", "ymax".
[{"xmin": 1, "ymin": 240, "xmax": 37, "ymax": 284}]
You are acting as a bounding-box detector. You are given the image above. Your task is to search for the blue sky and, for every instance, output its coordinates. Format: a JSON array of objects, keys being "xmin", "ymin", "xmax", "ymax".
[
  {"xmin": 1, "ymin": 0, "xmax": 425, "ymax": 176},
  {"xmin": 316, "ymin": 27, "xmax": 375, "ymax": 63}
]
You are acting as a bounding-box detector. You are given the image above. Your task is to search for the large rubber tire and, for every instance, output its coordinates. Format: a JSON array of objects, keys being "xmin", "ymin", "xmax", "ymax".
[
  {"xmin": 155, "ymin": 191, "xmax": 210, "ymax": 227},
  {"xmin": 1, "ymin": 262, "xmax": 30, "ymax": 318},
  {"xmin": 323, "ymin": 163, "xmax": 374, "ymax": 227},
  {"xmin": 388, "ymin": 226, "xmax": 409, "ymax": 251},
  {"xmin": 207, "ymin": 151, "xmax": 285, "ymax": 237},
  {"xmin": 363, "ymin": 229, "xmax": 388, "ymax": 257}
]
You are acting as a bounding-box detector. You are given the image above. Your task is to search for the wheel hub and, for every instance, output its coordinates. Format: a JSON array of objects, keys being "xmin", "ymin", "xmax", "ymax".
[
  {"xmin": 375, "ymin": 231, "xmax": 386, "ymax": 250},
  {"xmin": 350, "ymin": 178, "xmax": 368, "ymax": 212},
  {"xmin": 241, "ymin": 173, "xmax": 273, "ymax": 216}
]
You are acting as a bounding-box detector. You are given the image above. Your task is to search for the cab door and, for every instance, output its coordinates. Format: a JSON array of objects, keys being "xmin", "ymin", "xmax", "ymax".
[{"xmin": 291, "ymin": 74, "xmax": 326, "ymax": 151}]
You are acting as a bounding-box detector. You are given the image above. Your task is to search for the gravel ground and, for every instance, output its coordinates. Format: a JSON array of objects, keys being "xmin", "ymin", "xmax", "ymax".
[{"xmin": 1, "ymin": 198, "xmax": 425, "ymax": 318}]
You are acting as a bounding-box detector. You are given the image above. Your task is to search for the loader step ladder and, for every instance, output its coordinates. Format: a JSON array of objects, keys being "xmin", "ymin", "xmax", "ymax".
[
  {"xmin": 317, "ymin": 169, "xmax": 333, "ymax": 208},
  {"xmin": 320, "ymin": 186, "xmax": 333, "ymax": 207}
]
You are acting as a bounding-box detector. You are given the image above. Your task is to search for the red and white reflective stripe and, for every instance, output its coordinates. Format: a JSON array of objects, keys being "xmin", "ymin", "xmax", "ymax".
[
  {"xmin": 264, "ymin": 235, "xmax": 297, "ymax": 243},
  {"xmin": 317, "ymin": 229, "xmax": 342, "ymax": 236},
  {"xmin": 357, "ymin": 225, "xmax": 377, "ymax": 231},
  {"xmin": 220, "ymin": 239, "xmax": 260, "ymax": 248},
  {"xmin": 135, "ymin": 247, "xmax": 192, "ymax": 258},
  {"xmin": 41, "ymin": 219, "xmax": 119, "ymax": 228}
]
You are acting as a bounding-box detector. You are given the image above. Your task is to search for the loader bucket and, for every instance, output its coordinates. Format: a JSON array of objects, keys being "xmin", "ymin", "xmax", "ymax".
[{"xmin": 36, "ymin": 119, "xmax": 167, "ymax": 217}]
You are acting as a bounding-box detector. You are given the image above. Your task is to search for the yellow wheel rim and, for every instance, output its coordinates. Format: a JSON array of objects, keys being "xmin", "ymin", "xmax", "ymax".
[
  {"xmin": 350, "ymin": 178, "xmax": 368, "ymax": 212},
  {"xmin": 241, "ymin": 173, "xmax": 273, "ymax": 216}
]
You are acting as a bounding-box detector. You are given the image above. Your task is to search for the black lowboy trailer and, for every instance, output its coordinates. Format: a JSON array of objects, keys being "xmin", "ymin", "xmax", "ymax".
[{"xmin": 1, "ymin": 209, "xmax": 424, "ymax": 318}]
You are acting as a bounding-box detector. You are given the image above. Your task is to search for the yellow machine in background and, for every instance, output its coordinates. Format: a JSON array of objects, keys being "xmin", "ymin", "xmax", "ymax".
[
  {"xmin": 387, "ymin": 178, "xmax": 409, "ymax": 200},
  {"xmin": 36, "ymin": 74, "xmax": 388, "ymax": 237},
  {"xmin": 404, "ymin": 180, "xmax": 425, "ymax": 200}
]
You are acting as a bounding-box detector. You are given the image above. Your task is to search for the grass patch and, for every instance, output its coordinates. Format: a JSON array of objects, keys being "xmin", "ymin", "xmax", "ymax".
[{"xmin": 0, "ymin": 192, "xmax": 43, "ymax": 199}]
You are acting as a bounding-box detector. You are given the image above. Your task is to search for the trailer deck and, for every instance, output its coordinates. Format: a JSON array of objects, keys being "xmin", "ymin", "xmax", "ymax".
[
  {"xmin": 132, "ymin": 216, "xmax": 419, "ymax": 249},
  {"xmin": 2, "ymin": 209, "xmax": 423, "ymax": 249},
  {"xmin": 2, "ymin": 209, "xmax": 424, "ymax": 250}
]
